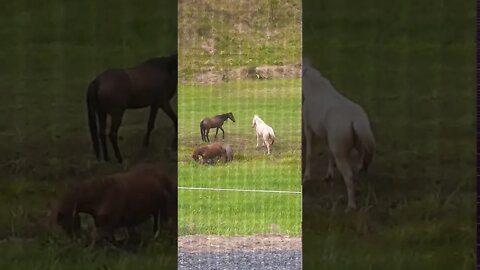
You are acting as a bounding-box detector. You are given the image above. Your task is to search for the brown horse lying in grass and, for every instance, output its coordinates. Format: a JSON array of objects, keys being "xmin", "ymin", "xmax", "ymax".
[
  {"xmin": 50, "ymin": 163, "xmax": 177, "ymax": 245},
  {"xmin": 192, "ymin": 143, "xmax": 229, "ymax": 164}
]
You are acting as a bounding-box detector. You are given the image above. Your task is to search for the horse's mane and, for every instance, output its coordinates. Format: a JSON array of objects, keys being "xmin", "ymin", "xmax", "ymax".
[
  {"xmin": 253, "ymin": 115, "xmax": 265, "ymax": 124},
  {"xmin": 59, "ymin": 176, "xmax": 116, "ymax": 214},
  {"xmin": 302, "ymin": 58, "xmax": 346, "ymax": 99},
  {"xmin": 144, "ymin": 53, "xmax": 177, "ymax": 73},
  {"xmin": 215, "ymin": 112, "xmax": 230, "ymax": 118},
  {"xmin": 302, "ymin": 58, "xmax": 327, "ymax": 84}
]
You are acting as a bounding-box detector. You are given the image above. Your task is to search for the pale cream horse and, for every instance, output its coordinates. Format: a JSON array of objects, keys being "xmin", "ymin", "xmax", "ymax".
[
  {"xmin": 252, "ymin": 115, "xmax": 276, "ymax": 154},
  {"xmin": 302, "ymin": 58, "xmax": 376, "ymax": 210}
]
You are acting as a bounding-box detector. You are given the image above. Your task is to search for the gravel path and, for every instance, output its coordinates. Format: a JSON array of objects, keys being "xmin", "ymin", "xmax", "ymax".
[
  {"xmin": 178, "ymin": 235, "xmax": 301, "ymax": 270},
  {"xmin": 179, "ymin": 249, "xmax": 301, "ymax": 270}
]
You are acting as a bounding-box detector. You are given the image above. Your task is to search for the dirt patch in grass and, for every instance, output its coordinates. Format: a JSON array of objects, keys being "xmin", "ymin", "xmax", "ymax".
[
  {"xmin": 178, "ymin": 235, "xmax": 301, "ymax": 252},
  {"xmin": 191, "ymin": 64, "xmax": 301, "ymax": 85}
]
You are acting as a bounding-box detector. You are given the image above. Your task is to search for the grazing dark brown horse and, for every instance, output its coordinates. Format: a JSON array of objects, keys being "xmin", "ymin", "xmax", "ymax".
[
  {"xmin": 191, "ymin": 143, "xmax": 227, "ymax": 164},
  {"xmin": 199, "ymin": 112, "xmax": 236, "ymax": 142},
  {"xmin": 86, "ymin": 54, "xmax": 178, "ymax": 163},
  {"xmin": 50, "ymin": 163, "xmax": 177, "ymax": 244}
]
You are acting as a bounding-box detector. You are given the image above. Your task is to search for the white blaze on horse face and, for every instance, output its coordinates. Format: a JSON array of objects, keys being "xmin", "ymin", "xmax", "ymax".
[{"xmin": 252, "ymin": 115, "xmax": 258, "ymax": 128}]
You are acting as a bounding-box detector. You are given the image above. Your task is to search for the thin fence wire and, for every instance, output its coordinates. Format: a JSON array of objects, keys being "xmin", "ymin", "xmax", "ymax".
[{"xmin": 178, "ymin": 186, "xmax": 301, "ymax": 194}]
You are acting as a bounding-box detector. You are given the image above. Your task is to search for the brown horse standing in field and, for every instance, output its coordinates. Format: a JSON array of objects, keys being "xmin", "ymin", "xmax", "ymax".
[
  {"xmin": 192, "ymin": 143, "xmax": 228, "ymax": 164},
  {"xmin": 86, "ymin": 54, "xmax": 178, "ymax": 163},
  {"xmin": 199, "ymin": 112, "xmax": 236, "ymax": 142},
  {"xmin": 50, "ymin": 163, "xmax": 177, "ymax": 244}
]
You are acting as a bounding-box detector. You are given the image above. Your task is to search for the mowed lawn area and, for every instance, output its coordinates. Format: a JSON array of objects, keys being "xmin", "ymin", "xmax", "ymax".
[
  {"xmin": 302, "ymin": 0, "xmax": 475, "ymax": 269},
  {"xmin": 0, "ymin": 0, "xmax": 177, "ymax": 269},
  {"xmin": 178, "ymin": 79, "xmax": 302, "ymax": 236}
]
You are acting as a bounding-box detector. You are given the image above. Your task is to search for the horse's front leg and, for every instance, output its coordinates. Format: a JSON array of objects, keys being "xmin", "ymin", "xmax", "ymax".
[
  {"xmin": 159, "ymin": 102, "xmax": 178, "ymax": 149},
  {"xmin": 323, "ymin": 151, "xmax": 336, "ymax": 183},
  {"xmin": 303, "ymin": 127, "xmax": 316, "ymax": 184},
  {"xmin": 144, "ymin": 105, "xmax": 159, "ymax": 147},
  {"xmin": 255, "ymin": 133, "xmax": 260, "ymax": 148},
  {"xmin": 220, "ymin": 127, "xmax": 225, "ymax": 139},
  {"xmin": 206, "ymin": 129, "xmax": 210, "ymax": 142},
  {"xmin": 94, "ymin": 216, "xmax": 116, "ymax": 246},
  {"xmin": 214, "ymin": 128, "xmax": 219, "ymax": 139}
]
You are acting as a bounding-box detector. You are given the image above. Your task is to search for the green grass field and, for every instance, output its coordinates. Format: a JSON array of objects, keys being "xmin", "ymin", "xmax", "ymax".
[
  {"xmin": 302, "ymin": 0, "xmax": 475, "ymax": 269},
  {"xmin": 178, "ymin": 80, "xmax": 302, "ymax": 236},
  {"xmin": 0, "ymin": 0, "xmax": 177, "ymax": 268}
]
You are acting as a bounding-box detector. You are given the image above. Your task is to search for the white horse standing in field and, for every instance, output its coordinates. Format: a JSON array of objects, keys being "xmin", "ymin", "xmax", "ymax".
[
  {"xmin": 252, "ymin": 115, "xmax": 276, "ymax": 155},
  {"xmin": 302, "ymin": 58, "xmax": 376, "ymax": 210}
]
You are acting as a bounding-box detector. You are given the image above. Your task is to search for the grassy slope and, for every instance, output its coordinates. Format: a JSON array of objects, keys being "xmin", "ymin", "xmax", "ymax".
[
  {"xmin": 0, "ymin": 0, "xmax": 177, "ymax": 268},
  {"xmin": 178, "ymin": 80, "xmax": 301, "ymax": 236},
  {"xmin": 302, "ymin": 0, "xmax": 475, "ymax": 269},
  {"xmin": 178, "ymin": 0, "xmax": 301, "ymax": 80}
]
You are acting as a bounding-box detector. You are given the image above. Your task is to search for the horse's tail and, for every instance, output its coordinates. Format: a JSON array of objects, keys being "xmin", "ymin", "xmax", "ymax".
[
  {"xmin": 200, "ymin": 121, "xmax": 204, "ymax": 141},
  {"xmin": 352, "ymin": 117, "xmax": 376, "ymax": 173},
  {"xmin": 86, "ymin": 79, "xmax": 101, "ymax": 160},
  {"xmin": 269, "ymin": 129, "xmax": 276, "ymax": 145}
]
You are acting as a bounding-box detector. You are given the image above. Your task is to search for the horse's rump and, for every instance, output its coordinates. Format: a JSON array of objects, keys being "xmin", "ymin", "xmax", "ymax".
[
  {"xmin": 223, "ymin": 144, "xmax": 233, "ymax": 161},
  {"xmin": 95, "ymin": 70, "xmax": 131, "ymax": 109}
]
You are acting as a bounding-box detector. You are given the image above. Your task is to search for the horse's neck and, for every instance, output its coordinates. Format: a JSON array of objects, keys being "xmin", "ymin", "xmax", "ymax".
[
  {"xmin": 219, "ymin": 114, "xmax": 228, "ymax": 121},
  {"xmin": 67, "ymin": 179, "xmax": 111, "ymax": 215},
  {"xmin": 255, "ymin": 117, "xmax": 264, "ymax": 124},
  {"xmin": 255, "ymin": 120, "xmax": 266, "ymax": 131},
  {"xmin": 305, "ymin": 69, "xmax": 347, "ymax": 102}
]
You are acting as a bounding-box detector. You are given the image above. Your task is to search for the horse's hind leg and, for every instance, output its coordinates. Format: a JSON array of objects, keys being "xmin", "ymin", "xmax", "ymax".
[
  {"xmin": 98, "ymin": 111, "xmax": 110, "ymax": 162},
  {"xmin": 334, "ymin": 154, "xmax": 356, "ymax": 210},
  {"xmin": 206, "ymin": 129, "xmax": 210, "ymax": 142},
  {"xmin": 266, "ymin": 142, "xmax": 271, "ymax": 155},
  {"xmin": 109, "ymin": 112, "xmax": 124, "ymax": 163},
  {"xmin": 143, "ymin": 106, "xmax": 159, "ymax": 146}
]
